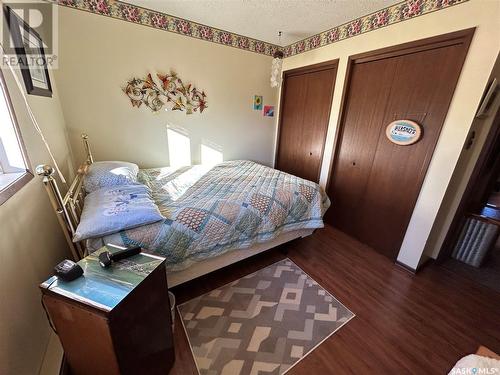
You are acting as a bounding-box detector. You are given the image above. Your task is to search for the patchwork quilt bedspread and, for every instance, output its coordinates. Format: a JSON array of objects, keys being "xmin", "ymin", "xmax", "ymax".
[{"xmin": 93, "ymin": 160, "xmax": 330, "ymax": 271}]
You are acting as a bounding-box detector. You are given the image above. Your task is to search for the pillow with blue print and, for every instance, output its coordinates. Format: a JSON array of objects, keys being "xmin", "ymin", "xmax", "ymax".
[
  {"xmin": 73, "ymin": 184, "xmax": 164, "ymax": 242},
  {"xmin": 83, "ymin": 161, "xmax": 140, "ymax": 193}
]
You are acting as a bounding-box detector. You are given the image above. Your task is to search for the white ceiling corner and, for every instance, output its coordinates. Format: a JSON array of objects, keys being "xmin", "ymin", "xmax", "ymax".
[{"xmin": 126, "ymin": 0, "xmax": 402, "ymax": 46}]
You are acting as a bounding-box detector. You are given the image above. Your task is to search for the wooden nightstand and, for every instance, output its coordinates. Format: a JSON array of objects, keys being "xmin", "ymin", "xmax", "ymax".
[{"xmin": 40, "ymin": 246, "xmax": 174, "ymax": 375}]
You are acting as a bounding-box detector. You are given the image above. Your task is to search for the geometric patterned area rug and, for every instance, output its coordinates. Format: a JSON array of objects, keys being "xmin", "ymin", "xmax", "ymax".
[{"xmin": 178, "ymin": 258, "xmax": 355, "ymax": 375}]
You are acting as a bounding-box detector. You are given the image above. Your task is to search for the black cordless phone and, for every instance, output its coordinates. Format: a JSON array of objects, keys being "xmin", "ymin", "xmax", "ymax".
[
  {"xmin": 99, "ymin": 246, "xmax": 141, "ymax": 268},
  {"xmin": 112, "ymin": 247, "xmax": 142, "ymax": 261}
]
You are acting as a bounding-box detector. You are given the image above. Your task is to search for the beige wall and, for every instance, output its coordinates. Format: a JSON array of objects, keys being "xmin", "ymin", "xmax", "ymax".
[
  {"xmin": 54, "ymin": 7, "xmax": 278, "ymax": 169},
  {"xmin": 281, "ymin": 0, "xmax": 500, "ymax": 269},
  {"xmin": 0, "ymin": 67, "xmax": 74, "ymax": 375}
]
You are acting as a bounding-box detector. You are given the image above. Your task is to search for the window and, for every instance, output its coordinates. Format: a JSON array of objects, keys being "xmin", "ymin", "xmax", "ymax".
[{"xmin": 0, "ymin": 70, "xmax": 32, "ymax": 205}]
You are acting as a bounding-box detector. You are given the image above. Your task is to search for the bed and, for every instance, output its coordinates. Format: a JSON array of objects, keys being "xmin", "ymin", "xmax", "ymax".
[{"xmin": 37, "ymin": 134, "xmax": 330, "ymax": 287}]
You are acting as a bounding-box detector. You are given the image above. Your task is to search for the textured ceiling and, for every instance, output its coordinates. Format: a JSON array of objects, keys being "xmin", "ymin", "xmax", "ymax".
[{"xmin": 127, "ymin": 0, "xmax": 402, "ymax": 46}]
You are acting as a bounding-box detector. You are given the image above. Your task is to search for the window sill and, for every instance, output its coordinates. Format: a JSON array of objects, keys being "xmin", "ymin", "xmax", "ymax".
[
  {"xmin": 0, "ymin": 171, "xmax": 25, "ymax": 187},
  {"xmin": 0, "ymin": 171, "xmax": 33, "ymax": 206}
]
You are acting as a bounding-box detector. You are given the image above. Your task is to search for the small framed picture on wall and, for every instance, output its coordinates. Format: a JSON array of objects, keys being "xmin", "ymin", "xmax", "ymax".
[
  {"xmin": 263, "ymin": 105, "xmax": 274, "ymax": 117},
  {"xmin": 4, "ymin": 6, "xmax": 52, "ymax": 97}
]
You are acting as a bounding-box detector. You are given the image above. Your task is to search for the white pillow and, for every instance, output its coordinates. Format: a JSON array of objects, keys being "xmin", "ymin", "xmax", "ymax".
[
  {"xmin": 84, "ymin": 161, "xmax": 139, "ymax": 193},
  {"xmin": 74, "ymin": 184, "xmax": 164, "ymax": 242}
]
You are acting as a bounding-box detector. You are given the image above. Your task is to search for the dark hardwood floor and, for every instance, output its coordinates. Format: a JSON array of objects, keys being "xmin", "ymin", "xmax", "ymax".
[
  {"xmin": 169, "ymin": 225, "xmax": 500, "ymax": 374},
  {"xmin": 442, "ymin": 237, "xmax": 500, "ymax": 294}
]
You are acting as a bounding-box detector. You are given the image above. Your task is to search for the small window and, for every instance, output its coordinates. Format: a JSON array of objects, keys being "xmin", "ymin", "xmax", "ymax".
[{"xmin": 0, "ymin": 69, "xmax": 32, "ymax": 205}]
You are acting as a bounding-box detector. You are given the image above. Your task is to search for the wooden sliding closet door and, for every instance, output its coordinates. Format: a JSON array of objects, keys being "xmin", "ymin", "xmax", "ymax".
[
  {"xmin": 276, "ymin": 61, "xmax": 338, "ymax": 182},
  {"xmin": 326, "ymin": 29, "xmax": 474, "ymax": 260}
]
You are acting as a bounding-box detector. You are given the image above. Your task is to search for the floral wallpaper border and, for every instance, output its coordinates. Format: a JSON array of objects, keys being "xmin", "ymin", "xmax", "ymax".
[
  {"xmin": 51, "ymin": 0, "xmax": 469, "ymax": 58},
  {"xmin": 52, "ymin": 0, "xmax": 280, "ymax": 56},
  {"xmin": 284, "ymin": 0, "xmax": 469, "ymax": 58}
]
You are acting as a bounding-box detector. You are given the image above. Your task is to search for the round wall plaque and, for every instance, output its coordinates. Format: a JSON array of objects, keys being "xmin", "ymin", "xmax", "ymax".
[{"xmin": 385, "ymin": 120, "xmax": 422, "ymax": 145}]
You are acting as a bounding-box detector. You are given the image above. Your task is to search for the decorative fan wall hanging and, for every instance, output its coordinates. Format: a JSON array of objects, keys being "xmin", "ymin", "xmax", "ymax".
[{"xmin": 123, "ymin": 72, "xmax": 207, "ymax": 114}]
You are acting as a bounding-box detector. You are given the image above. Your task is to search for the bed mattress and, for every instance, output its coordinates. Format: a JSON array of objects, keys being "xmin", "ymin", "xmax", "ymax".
[{"xmin": 88, "ymin": 160, "xmax": 330, "ymax": 271}]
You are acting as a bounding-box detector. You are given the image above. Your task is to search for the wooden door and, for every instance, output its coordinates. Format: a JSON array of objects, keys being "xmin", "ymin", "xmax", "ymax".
[
  {"xmin": 276, "ymin": 61, "xmax": 338, "ymax": 182},
  {"xmin": 326, "ymin": 29, "xmax": 474, "ymax": 260}
]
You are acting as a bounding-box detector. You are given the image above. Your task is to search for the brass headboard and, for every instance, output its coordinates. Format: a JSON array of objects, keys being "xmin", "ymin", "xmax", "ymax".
[{"xmin": 36, "ymin": 134, "xmax": 94, "ymax": 261}]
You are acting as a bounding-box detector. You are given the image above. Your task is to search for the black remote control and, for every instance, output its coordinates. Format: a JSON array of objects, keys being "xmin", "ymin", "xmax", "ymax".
[{"xmin": 99, "ymin": 246, "xmax": 141, "ymax": 268}]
